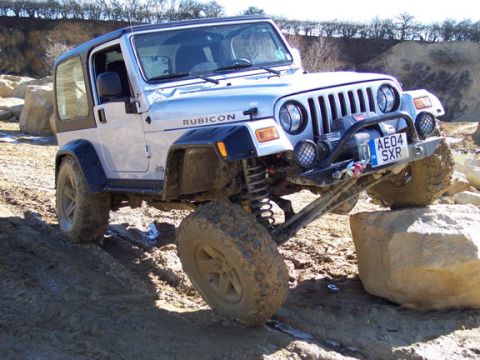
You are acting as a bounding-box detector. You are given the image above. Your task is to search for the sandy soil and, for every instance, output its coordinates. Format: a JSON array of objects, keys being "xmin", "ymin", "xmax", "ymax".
[{"xmin": 1, "ymin": 120, "xmax": 479, "ymax": 359}]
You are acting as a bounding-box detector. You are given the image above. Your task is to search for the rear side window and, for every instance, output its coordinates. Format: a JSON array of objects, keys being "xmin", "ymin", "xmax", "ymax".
[{"xmin": 56, "ymin": 57, "xmax": 89, "ymax": 121}]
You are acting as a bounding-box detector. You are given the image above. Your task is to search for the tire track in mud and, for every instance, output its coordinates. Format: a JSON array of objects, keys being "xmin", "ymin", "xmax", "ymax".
[{"xmin": 1, "ymin": 205, "xmax": 339, "ymax": 359}]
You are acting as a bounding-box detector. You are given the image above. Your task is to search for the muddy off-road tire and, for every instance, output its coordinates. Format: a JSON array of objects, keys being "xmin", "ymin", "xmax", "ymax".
[
  {"xmin": 176, "ymin": 202, "xmax": 289, "ymax": 326},
  {"xmin": 367, "ymin": 139, "xmax": 454, "ymax": 208},
  {"xmin": 56, "ymin": 157, "xmax": 110, "ymax": 243}
]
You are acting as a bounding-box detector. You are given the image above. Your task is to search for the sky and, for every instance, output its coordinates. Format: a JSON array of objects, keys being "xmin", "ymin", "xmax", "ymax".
[{"xmin": 210, "ymin": 0, "xmax": 478, "ymax": 23}]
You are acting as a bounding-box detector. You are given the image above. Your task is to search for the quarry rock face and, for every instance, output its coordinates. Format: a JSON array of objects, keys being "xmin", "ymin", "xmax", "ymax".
[
  {"xmin": 350, "ymin": 205, "xmax": 480, "ymax": 309},
  {"xmin": 364, "ymin": 41, "xmax": 480, "ymax": 121},
  {"xmin": 19, "ymin": 84, "xmax": 54, "ymax": 135}
]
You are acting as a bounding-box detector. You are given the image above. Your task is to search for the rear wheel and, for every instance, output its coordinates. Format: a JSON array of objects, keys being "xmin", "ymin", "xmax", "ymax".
[
  {"xmin": 56, "ymin": 157, "xmax": 110, "ymax": 243},
  {"xmin": 176, "ymin": 202, "xmax": 289, "ymax": 326},
  {"xmin": 367, "ymin": 139, "xmax": 453, "ymax": 208}
]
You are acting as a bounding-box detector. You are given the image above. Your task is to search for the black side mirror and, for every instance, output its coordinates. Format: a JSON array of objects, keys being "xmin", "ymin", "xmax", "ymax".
[{"xmin": 97, "ymin": 71, "xmax": 122, "ymax": 98}]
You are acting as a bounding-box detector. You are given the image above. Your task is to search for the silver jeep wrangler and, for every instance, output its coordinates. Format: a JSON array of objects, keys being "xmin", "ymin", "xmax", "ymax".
[{"xmin": 53, "ymin": 16, "xmax": 453, "ymax": 325}]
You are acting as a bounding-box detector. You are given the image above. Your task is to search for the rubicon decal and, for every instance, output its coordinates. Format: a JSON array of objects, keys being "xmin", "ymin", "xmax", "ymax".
[{"xmin": 182, "ymin": 114, "xmax": 236, "ymax": 126}]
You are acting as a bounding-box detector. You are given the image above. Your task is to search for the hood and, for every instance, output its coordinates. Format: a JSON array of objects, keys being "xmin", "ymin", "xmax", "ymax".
[{"xmin": 146, "ymin": 71, "xmax": 396, "ymax": 131}]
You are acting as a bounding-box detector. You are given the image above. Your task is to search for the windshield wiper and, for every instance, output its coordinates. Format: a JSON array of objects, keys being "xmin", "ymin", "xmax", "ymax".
[
  {"xmin": 149, "ymin": 72, "xmax": 219, "ymax": 84},
  {"xmin": 216, "ymin": 60, "xmax": 280, "ymax": 76}
]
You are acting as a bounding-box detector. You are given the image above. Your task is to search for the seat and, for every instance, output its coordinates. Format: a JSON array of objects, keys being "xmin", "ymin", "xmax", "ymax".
[
  {"xmin": 175, "ymin": 45, "xmax": 215, "ymax": 73},
  {"xmin": 105, "ymin": 61, "xmax": 131, "ymax": 98}
]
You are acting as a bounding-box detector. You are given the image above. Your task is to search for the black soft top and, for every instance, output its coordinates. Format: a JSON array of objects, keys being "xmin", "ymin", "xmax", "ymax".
[{"xmin": 55, "ymin": 16, "xmax": 270, "ymax": 65}]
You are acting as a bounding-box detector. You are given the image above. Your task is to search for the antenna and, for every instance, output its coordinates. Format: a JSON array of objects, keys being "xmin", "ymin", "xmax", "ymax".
[{"xmin": 128, "ymin": 10, "xmax": 134, "ymax": 32}]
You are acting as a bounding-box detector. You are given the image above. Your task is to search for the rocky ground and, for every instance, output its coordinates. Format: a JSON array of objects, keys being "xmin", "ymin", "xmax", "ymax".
[{"xmin": 1, "ymin": 119, "xmax": 480, "ymax": 359}]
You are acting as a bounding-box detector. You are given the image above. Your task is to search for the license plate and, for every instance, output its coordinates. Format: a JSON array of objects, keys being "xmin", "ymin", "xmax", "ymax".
[{"xmin": 369, "ymin": 133, "xmax": 409, "ymax": 167}]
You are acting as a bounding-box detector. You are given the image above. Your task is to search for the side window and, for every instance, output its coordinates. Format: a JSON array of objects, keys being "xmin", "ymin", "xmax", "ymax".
[
  {"xmin": 93, "ymin": 46, "xmax": 132, "ymax": 104},
  {"xmin": 56, "ymin": 57, "xmax": 89, "ymax": 121}
]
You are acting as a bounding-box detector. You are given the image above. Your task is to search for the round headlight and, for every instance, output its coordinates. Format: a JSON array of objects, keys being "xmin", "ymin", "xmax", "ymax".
[
  {"xmin": 279, "ymin": 102, "xmax": 306, "ymax": 134},
  {"xmin": 377, "ymin": 85, "xmax": 398, "ymax": 113}
]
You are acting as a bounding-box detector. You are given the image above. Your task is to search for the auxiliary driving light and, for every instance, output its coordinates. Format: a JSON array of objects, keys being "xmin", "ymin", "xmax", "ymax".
[
  {"xmin": 294, "ymin": 140, "xmax": 318, "ymax": 168},
  {"xmin": 415, "ymin": 112, "xmax": 436, "ymax": 138}
]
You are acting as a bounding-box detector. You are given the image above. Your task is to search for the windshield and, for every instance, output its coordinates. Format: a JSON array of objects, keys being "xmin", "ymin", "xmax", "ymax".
[{"xmin": 132, "ymin": 22, "xmax": 292, "ymax": 82}]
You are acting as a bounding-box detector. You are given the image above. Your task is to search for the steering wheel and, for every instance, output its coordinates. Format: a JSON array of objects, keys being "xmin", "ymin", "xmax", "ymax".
[{"xmin": 232, "ymin": 58, "xmax": 252, "ymax": 66}]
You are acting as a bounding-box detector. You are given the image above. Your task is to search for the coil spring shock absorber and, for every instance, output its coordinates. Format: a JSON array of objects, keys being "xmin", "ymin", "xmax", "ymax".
[{"xmin": 242, "ymin": 158, "xmax": 275, "ymax": 228}]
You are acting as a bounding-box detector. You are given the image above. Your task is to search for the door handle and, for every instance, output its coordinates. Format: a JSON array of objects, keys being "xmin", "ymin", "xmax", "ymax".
[{"xmin": 98, "ymin": 109, "xmax": 106, "ymax": 123}]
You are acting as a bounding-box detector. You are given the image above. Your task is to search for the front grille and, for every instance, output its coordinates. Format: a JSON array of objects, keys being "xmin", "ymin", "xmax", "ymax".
[{"xmin": 308, "ymin": 87, "xmax": 376, "ymax": 139}]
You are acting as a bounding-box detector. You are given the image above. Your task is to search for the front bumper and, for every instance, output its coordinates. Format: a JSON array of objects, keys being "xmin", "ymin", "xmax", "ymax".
[{"xmin": 288, "ymin": 111, "xmax": 441, "ymax": 187}]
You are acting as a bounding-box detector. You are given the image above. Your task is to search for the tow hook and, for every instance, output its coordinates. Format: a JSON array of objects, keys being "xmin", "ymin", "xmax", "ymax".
[{"xmin": 332, "ymin": 161, "xmax": 367, "ymax": 180}]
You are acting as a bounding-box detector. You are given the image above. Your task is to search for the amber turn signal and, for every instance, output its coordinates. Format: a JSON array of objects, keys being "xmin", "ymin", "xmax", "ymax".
[
  {"xmin": 255, "ymin": 127, "xmax": 279, "ymax": 143},
  {"xmin": 216, "ymin": 141, "xmax": 228, "ymax": 157},
  {"xmin": 414, "ymin": 96, "xmax": 432, "ymax": 110}
]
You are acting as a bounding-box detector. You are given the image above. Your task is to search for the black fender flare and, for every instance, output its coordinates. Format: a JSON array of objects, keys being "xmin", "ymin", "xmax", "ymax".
[
  {"xmin": 168, "ymin": 125, "xmax": 257, "ymax": 161},
  {"xmin": 55, "ymin": 139, "xmax": 106, "ymax": 193},
  {"xmin": 164, "ymin": 125, "xmax": 257, "ymax": 198}
]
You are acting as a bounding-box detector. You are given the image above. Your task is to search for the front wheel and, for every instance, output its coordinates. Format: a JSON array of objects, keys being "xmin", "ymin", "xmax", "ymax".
[
  {"xmin": 176, "ymin": 202, "xmax": 289, "ymax": 326},
  {"xmin": 367, "ymin": 139, "xmax": 454, "ymax": 208},
  {"xmin": 56, "ymin": 157, "xmax": 110, "ymax": 243}
]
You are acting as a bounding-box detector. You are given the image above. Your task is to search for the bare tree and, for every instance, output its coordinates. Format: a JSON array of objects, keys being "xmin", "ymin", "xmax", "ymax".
[
  {"xmin": 287, "ymin": 35, "xmax": 342, "ymax": 72},
  {"xmin": 202, "ymin": 1, "xmax": 224, "ymax": 18},
  {"xmin": 241, "ymin": 6, "xmax": 265, "ymax": 16},
  {"xmin": 395, "ymin": 12, "xmax": 416, "ymax": 40},
  {"xmin": 43, "ymin": 38, "xmax": 73, "ymax": 74},
  {"xmin": 440, "ymin": 19, "xmax": 457, "ymax": 41}
]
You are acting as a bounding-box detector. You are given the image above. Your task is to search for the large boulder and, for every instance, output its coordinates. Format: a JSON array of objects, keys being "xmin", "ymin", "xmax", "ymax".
[
  {"xmin": 0, "ymin": 97, "xmax": 25, "ymax": 120},
  {"xmin": 454, "ymin": 191, "xmax": 480, "ymax": 206},
  {"xmin": 465, "ymin": 158, "xmax": 480, "ymax": 168},
  {"xmin": 11, "ymin": 76, "xmax": 51, "ymax": 99},
  {"xmin": 0, "ymin": 74, "xmax": 35, "ymax": 98},
  {"xmin": 443, "ymin": 170, "xmax": 473, "ymax": 196},
  {"xmin": 48, "ymin": 112, "xmax": 58, "ymax": 135},
  {"xmin": 0, "ymin": 78, "xmax": 15, "ymax": 97},
  {"xmin": 455, "ymin": 163, "xmax": 480, "ymax": 190},
  {"xmin": 350, "ymin": 205, "xmax": 480, "ymax": 309},
  {"xmin": 19, "ymin": 84, "xmax": 54, "ymax": 135}
]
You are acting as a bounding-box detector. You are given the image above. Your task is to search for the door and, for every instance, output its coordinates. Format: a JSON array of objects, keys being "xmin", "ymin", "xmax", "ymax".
[
  {"xmin": 94, "ymin": 102, "xmax": 148, "ymax": 173},
  {"xmin": 91, "ymin": 43, "xmax": 148, "ymax": 173}
]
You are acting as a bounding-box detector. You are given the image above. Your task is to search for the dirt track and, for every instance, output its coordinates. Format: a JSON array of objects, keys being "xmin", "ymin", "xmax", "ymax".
[{"xmin": 1, "ymin": 119, "xmax": 480, "ymax": 359}]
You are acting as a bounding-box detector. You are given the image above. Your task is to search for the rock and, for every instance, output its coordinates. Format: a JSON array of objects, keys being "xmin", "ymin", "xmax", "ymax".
[
  {"xmin": 473, "ymin": 122, "xmax": 480, "ymax": 145},
  {"xmin": 0, "ymin": 78, "xmax": 15, "ymax": 97},
  {"xmin": 454, "ymin": 191, "xmax": 480, "ymax": 206},
  {"xmin": 0, "ymin": 109, "xmax": 13, "ymax": 120},
  {"xmin": 455, "ymin": 163, "xmax": 480, "ymax": 190},
  {"xmin": 443, "ymin": 170, "xmax": 474, "ymax": 196},
  {"xmin": 465, "ymin": 158, "xmax": 480, "ymax": 168},
  {"xmin": 0, "ymin": 97, "xmax": 24, "ymax": 121},
  {"xmin": 435, "ymin": 196, "xmax": 454, "ymax": 205},
  {"xmin": 19, "ymin": 84, "xmax": 54, "ymax": 135},
  {"xmin": 11, "ymin": 76, "xmax": 50, "ymax": 99},
  {"xmin": 49, "ymin": 112, "xmax": 58, "ymax": 135},
  {"xmin": 350, "ymin": 205, "xmax": 480, "ymax": 310},
  {"xmin": 0, "ymin": 97, "xmax": 24, "ymax": 111},
  {"xmin": 0, "ymin": 74, "xmax": 35, "ymax": 98}
]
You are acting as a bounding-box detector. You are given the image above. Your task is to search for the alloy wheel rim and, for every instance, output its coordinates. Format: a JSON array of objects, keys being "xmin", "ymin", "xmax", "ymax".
[
  {"xmin": 195, "ymin": 244, "xmax": 243, "ymax": 303},
  {"xmin": 61, "ymin": 175, "xmax": 77, "ymax": 224}
]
